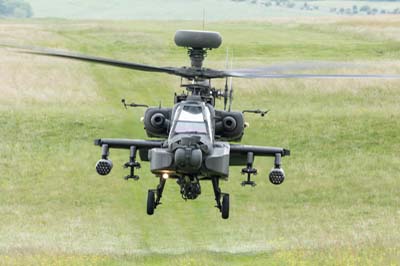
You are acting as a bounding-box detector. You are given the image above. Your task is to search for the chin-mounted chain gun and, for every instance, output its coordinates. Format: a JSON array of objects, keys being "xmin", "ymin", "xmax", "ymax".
[
  {"xmin": 121, "ymin": 99, "xmax": 149, "ymax": 109},
  {"xmin": 242, "ymin": 109, "xmax": 269, "ymax": 117}
]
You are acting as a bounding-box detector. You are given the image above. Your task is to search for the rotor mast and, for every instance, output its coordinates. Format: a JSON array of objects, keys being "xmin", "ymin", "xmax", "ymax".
[
  {"xmin": 174, "ymin": 30, "xmax": 222, "ymax": 98},
  {"xmin": 188, "ymin": 48, "xmax": 207, "ymax": 69},
  {"xmin": 186, "ymin": 48, "xmax": 210, "ymax": 96},
  {"xmin": 175, "ymin": 29, "xmax": 221, "ymax": 71}
]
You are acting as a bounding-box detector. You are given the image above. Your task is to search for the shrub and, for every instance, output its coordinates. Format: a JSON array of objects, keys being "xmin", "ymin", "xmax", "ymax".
[{"xmin": 360, "ymin": 5, "xmax": 370, "ymax": 12}]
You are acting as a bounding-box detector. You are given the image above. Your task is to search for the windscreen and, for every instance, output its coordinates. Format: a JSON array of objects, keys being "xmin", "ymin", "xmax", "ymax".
[
  {"xmin": 173, "ymin": 105, "xmax": 209, "ymax": 135},
  {"xmin": 174, "ymin": 121, "xmax": 207, "ymax": 134}
]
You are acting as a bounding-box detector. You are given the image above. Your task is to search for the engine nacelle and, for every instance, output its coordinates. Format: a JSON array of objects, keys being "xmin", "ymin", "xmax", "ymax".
[
  {"xmin": 215, "ymin": 111, "xmax": 244, "ymax": 141},
  {"xmin": 144, "ymin": 108, "xmax": 172, "ymax": 138}
]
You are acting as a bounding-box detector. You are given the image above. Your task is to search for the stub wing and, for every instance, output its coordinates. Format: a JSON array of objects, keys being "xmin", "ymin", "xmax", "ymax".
[
  {"xmin": 229, "ymin": 144, "xmax": 290, "ymax": 166},
  {"xmin": 94, "ymin": 138, "xmax": 163, "ymax": 161}
]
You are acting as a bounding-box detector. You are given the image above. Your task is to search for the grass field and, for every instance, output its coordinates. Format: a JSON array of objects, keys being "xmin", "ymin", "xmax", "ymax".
[{"xmin": 1, "ymin": 17, "xmax": 400, "ymax": 265}]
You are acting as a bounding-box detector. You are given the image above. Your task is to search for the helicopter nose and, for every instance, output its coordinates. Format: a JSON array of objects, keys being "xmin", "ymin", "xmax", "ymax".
[{"xmin": 174, "ymin": 148, "xmax": 202, "ymax": 172}]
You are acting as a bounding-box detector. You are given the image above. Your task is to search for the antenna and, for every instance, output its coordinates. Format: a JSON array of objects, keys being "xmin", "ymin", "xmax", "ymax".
[
  {"xmin": 228, "ymin": 50, "xmax": 234, "ymax": 112},
  {"xmin": 224, "ymin": 48, "xmax": 229, "ymax": 110}
]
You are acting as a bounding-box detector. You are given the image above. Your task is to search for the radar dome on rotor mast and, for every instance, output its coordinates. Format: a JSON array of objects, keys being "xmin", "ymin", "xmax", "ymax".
[
  {"xmin": 174, "ymin": 30, "xmax": 222, "ymax": 68},
  {"xmin": 174, "ymin": 30, "xmax": 222, "ymax": 49}
]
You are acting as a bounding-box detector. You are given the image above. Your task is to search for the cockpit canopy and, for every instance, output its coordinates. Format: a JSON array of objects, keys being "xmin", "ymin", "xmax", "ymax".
[
  {"xmin": 170, "ymin": 102, "xmax": 212, "ymax": 139},
  {"xmin": 143, "ymin": 101, "xmax": 244, "ymax": 142}
]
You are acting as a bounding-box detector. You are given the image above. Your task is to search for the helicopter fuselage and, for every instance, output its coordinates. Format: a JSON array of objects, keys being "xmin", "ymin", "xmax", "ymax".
[
  {"xmin": 90, "ymin": 29, "xmax": 290, "ymax": 218},
  {"xmin": 148, "ymin": 98, "xmax": 230, "ymax": 179},
  {"xmin": 95, "ymin": 84, "xmax": 289, "ymax": 204}
]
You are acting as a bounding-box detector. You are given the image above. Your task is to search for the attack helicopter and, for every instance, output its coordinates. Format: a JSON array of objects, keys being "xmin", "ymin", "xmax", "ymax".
[{"xmin": 4, "ymin": 30, "xmax": 400, "ymax": 219}]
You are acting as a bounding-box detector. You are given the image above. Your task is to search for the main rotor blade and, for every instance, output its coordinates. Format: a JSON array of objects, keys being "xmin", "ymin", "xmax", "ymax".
[
  {"xmin": 228, "ymin": 61, "xmax": 370, "ymax": 74},
  {"xmin": 1, "ymin": 44, "xmax": 178, "ymax": 75},
  {"xmin": 224, "ymin": 61, "xmax": 400, "ymax": 79},
  {"xmin": 225, "ymin": 72, "xmax": 400, "ymax": 79},
  {"xmin": 3, "ymin": 44, "xmax": 400, "ymax": 80}
]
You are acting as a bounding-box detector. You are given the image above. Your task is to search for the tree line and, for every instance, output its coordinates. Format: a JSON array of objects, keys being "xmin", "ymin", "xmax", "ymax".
[{"xmin": 0, "ymin": 0, "xmax": 32, "ymax": 18}]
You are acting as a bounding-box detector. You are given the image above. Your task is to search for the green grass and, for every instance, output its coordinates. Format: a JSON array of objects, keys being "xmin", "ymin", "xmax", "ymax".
[
  {"xmin": 1, "ymin": 247, "xmax": 399, "ymax": 265},
  {"xmin": 1, "ymin": 18, "xmax": 400, "ymax": 265}
]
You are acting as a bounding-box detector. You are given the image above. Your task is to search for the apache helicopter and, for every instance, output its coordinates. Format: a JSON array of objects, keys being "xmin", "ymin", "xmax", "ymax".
[{"xmin": 4, "ymin": 30, "xmax": 400, "ymax": 219}]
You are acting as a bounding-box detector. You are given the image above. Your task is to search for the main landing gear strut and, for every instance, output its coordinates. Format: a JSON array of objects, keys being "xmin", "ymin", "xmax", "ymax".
[
  {"xmin": 147, "ymin": 176, "xmax": 229, "ymax": 219},
  {"xmin": 212, "ymin": 177, "xmax": 229, "ymax": 219},
  {"xmin": 147, "ymin": 176, "xmax": 167, "ymax": 215}
]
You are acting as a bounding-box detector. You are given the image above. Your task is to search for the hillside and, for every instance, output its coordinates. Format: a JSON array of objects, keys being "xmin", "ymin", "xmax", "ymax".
[
  {"xmin": 1, "ymin": 17, "xmax": 400, "ymax": 265},
  {"xmin": 25, "ymin": 0, "xmax": 400, "ymax": 19}
]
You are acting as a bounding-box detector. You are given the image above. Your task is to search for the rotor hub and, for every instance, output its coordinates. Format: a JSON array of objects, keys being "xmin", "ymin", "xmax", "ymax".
[{"xmin": 188, "ymin": 48, "xmax": 207, "ymax": 68}]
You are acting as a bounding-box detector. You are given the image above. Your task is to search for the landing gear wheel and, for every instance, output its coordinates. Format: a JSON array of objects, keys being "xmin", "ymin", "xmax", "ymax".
[
  {"xmin": 221, "ymin": 193, "xmax": 230, "ymax": 219},
  {"xmin": 147, "ymin": 190, "xmax": 155, "ymax": 215}
]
